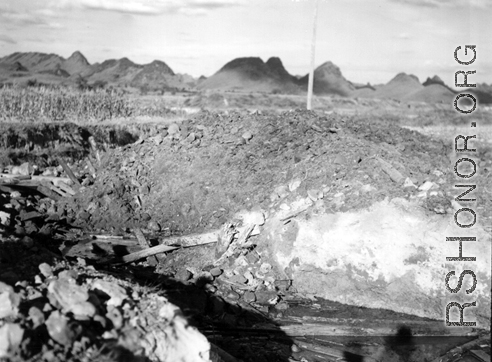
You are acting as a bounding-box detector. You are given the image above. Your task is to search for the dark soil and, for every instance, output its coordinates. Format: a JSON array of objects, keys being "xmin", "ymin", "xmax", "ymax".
[{"xmin": 1, "ymin": 106, "xmax": 491, "ymax": 362}]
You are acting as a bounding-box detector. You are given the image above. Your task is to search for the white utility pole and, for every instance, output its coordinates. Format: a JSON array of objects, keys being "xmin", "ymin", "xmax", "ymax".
[{"xmin": 307, "ymin": 0, "xmax": 320, "ymax": 110}]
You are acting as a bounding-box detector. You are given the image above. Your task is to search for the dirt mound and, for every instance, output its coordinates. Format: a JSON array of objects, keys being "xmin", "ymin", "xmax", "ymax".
[
  {"xmin": 2, "ymin": 108, "xmax": 491, "ymax": 361},
  {"xmin": 56, "ymin": 109, "xmax": 456, "ymax": 236},
  {"xmin": 298, "ymin": 61, "xmax": 355, "ymax": 96}
]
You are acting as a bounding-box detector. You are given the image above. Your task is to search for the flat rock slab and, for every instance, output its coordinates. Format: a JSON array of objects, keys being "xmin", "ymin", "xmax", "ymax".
[{"xmin": 264, "ymin": 198, "xmax": 491, "ymax": 328}]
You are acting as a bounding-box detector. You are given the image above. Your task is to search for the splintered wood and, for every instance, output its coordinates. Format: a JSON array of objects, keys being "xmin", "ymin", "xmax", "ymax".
[
  {"xmin": 99, "ymin": 229, "xmax": 220, "ymax": 265},
  {"xmin": 134, "ymin": 227, "xmax": 158, "ymax": 265},
  {"xmin": 213, "ymin": 223, "xmax": 256, "ymax": 266},
  {"xmin": 0, "ymin": 173, "xmax": 76, "ymax": 200}
]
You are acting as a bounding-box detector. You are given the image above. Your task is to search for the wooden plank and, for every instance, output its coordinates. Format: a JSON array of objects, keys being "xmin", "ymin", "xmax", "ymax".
[
  {"xmin": 0, "ymin": 173, "xmax": 71, "ymax": 184},
  {"xmin": 56, "ymin": 181, "xmax": 76, "ymax": 196},
  {"xmin": 161, "ymin": 229, "xmax": 220, "ymax": 247},
  {"xmin": 280, "ymin": 203, "xmax": 312, "ymax": 222},
  {"xmin": 37, "ymin": 185, "xmax": 61, "ymax": 201},
  {"xmin": 280, "ymin": 316, "xmax": 470, "ymax": 334},
  {"xmin": 134, "ymin": 227, "xmax": 158, "ymax": 265},
  {"xmin": 96, "ymin": 230, "xmax": 220, "ymax": 264},
  {"xmin": 116, "ymin": 244, "xmax": 180, "ymax": 264},
  {"xmin": 203, "ymin": 323, "xmax": 476, "ymax": 338},
  {"xmin": 294, "ymin": 339, "xmax": 377, "ymax": 362},
  {"xmin": 58, "ymin": 158, "xmax": 81, "ymax": 187},
  {"xmin": 50, "ymin": 185, "xmax": 71, "ymax": 198},
  {"xmin": 430, "ymin": 334, "xmax": 489, "ymax": 362},
  {"xmin": 0, "ymin": 174, "xmax": 31, "ymax": 180},
  {"xmin": 470, "ymin": 350, "xmax": 491, "ymax": 362}
]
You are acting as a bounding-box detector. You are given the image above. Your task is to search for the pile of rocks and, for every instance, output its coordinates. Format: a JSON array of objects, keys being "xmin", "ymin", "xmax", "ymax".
[{"xmin": 0, "ymin": 261, "xmax": 211, "ymax": 362}]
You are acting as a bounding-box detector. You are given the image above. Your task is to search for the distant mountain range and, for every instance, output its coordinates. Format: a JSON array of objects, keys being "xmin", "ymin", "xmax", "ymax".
[
  {"xmin": 0, "ymin": 51, "xmax": 195, "ymax": 91},
  {"xmin": 1, "ymin": 51, "xmax": 491, "ymax": 104}
]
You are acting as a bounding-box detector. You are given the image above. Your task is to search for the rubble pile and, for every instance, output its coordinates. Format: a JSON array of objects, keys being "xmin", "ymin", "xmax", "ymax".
[
  {"xmin": 1, "ymin": 108, "xmax": 491, "ymax": 361},
  {"xmin": 0, "ymin": 262, "xmax": 211, "ymax": 361}
]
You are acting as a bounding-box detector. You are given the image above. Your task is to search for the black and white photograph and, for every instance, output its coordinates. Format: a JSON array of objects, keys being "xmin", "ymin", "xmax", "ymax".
[{"xmin": 0, "ymin": 0, "xmax": 491, "ymax": 361}]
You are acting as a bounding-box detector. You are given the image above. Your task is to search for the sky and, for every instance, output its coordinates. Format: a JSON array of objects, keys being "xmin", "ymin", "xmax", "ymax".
[{"xmin": 0, "ymin": 0, "xmax": 491, "ymax": 87}]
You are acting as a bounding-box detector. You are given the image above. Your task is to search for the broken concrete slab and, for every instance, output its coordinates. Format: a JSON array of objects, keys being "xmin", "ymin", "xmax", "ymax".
[{"xmin": 262, "ymin": 197, "xmax": 491, "ymax": 328}]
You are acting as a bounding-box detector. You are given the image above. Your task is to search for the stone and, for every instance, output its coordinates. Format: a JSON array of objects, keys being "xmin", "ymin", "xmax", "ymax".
[
  {"xmin": 106, "ymin": 305, "xmax": 123, "ymax": 330},
  {"xmin": 47, "ymin": 278, "xmax": 95, "ymax": 319},
  {"xmin": 209, "ymin": 268, "xmax": 222, "ymax": 277},
  {"xmin": 288, "ymin": 179, "xmax": 302, "ymax": 192},
  {"xmin": 167, "ymin": 123, "xmax": 180, "ymax": 136},
  {"xmin": 243, "ymin": 272, "xmax": 255, "ymax": 286},
  {"xmin": 243, "ymin": 291, "xmax": 256, "ymax": 303},
  {"xmin": 228, "ymin": 274, "xmax": 247, "ymax": 284},
  {"xmin": 0, "ymin": 323, "xmax": 24, "ymax": 358},
  {"xmin": 360, "ymin": 184, "xmax": 377, "ymax": 193},
  {"xmin": 38, "ymin": 263, "xmax": 53, "ymax": 278},
  {"xmin": 158, "ymin": 298, "xmax": 182, "ymax": 321},
  {"xmin": 274, "ymin": 280, "xmax": 291, "ymax": 293},
  {"xmin": 91, "ymin": 280, "xmax": 127, "ymax": 307},
  {"xmin": 45, "ymin": 311, "xmax": 79, "ymax": 347},
  {"xmin": 70, "ymin": 302, "xmax": 97, "ymax": 320},
  {"xmin": 144, "ymin": 310, "xmax": 211, "ymax": 362},
  {"xmin": 175, "ymin": 269, "xmax": 193, "ymax": 282},
  {"xmin": 152, "ymin": 134, "xmax": 163, "ymax": 145},
  {"xmin": 241, "ymin": 131, "xmax": 253, "ymax": 141},
  {"xmin": 204, "ymin": 283, "xmax": 217, "ymax": 293},
  {"xmin": 274, "ymin": 185, "xmax": 290, "ymax": 199},
  {"xmin": 0, "ymin": 283, "xmax": 20, "ymax": 319},
  {"xmin": 291, "ymin": 343, "xmax": 301, "ymax": 353},
  {"xmin": 234, "ymin": 208, "xmax": 265, "ymax": 236},
  {"xmin": 58, "ymin": 270, "xmax": 78, "ymax": 281},
  {"xmin": 0, "ymin": 292, "xmax": 19, "ymax": 319},
  {"xmin": 28, "ymin": 306, "xmax": 45, "ymax": 328},
  {"xmin": 255, "ymin": 290, "xmax": 279, "ymax": 305},
  {"xmin": 0, "ymin": 211, "xmax": 10, "ymax": 226},
  {"xmin": 403, "ymin": 177, "xmax": 417, "ymax": 189},
  {"xmin": 418, "ymin": 181, "xmax": 437, "ymax": 191},
  {"xmin": 275, "ymin": 301, "xmax": 289, "ymax": 310},
  {"xmin": 225, "ymin": 291, "xmax": 240, "ymax": 301},
  {"xmin": 186, "ymin": 132, "xmax": 196, "ymax": 142},
  {"xmin": 259, "ymin": 263, "xmax": 272, "ymax": 274},
  {"xmin": 11, "ymin": 162, "xmax": 33, "ymax": 176},
  {"xmin": 307, "ymin": 189, "xmax": 323, "ymax": 201},
  {"xmin": 235, "ymin": 209, "xmax": 265, "ymax": 226}
]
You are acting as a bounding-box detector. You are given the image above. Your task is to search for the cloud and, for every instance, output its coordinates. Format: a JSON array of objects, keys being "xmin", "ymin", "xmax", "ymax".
[
  {"xmin": 0, "ymin": 34, "xmax": 17, "ymax": 44},
  {"xmin": 53, "ymin": 0, "xmax": 243, "ymax": 16},
  {"xmin": 0, "ymin": 7, "xmax": 49, "ymax": 26},
  {"xmin": 0, "ymin": 5, "xmax": 65, "ymax": 29},
  {"xmin": 390, "ymin": 0, "xmax": 491, "ymax": 8}
]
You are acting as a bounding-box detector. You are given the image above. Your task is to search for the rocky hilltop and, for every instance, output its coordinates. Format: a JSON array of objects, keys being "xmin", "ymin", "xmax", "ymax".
[
  {"xmin": 1, "ymin": 50, "xmax": 491, "ymax": 103},
  {"xmin": 196, "ymin": 56, "xmax": 301, "ymax": 93},
  {"xmin": 0, "ymin": 51, "xmax": 194, "ymax": 91},
  {"xmin": 298, "ymin": 61, "xmax": 355, "ymax": 96}
]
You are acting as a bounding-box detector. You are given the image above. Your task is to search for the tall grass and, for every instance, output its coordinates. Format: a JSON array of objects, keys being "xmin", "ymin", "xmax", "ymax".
[{"xmin": 0, "ymin": 86, "xmax": 176, "ymax": 122}]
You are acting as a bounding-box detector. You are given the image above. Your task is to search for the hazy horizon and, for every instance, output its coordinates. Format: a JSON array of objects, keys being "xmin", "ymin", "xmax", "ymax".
[{"xmin": 1, "ymin": 0, "xmax": 491, "ymax": 88}]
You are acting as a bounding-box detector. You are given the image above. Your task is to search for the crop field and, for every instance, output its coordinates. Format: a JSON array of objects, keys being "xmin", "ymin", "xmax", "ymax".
[{"xmin": 0, "ymin": 86, "xmax": 180, "ymax": 123}]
